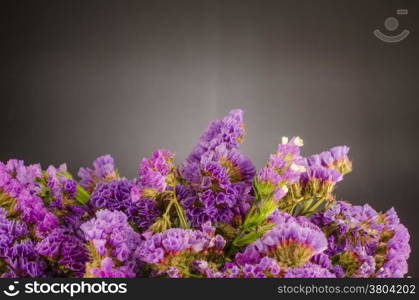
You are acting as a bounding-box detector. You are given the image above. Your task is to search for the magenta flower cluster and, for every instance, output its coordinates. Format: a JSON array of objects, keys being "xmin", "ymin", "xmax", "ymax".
[{"xmin": 0, "ymin": 109, "xmax": 410, "ymax": 278}]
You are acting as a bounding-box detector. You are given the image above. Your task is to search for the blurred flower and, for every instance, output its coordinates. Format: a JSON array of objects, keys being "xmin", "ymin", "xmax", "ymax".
[{"xmin": 284, "ymin": 263, "xmax": 336, "ymax": 278}]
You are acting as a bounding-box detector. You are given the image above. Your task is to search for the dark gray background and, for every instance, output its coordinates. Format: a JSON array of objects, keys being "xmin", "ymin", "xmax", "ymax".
[{"xmin": 1, "ymin": 0, "xmax": 418, "ymax": 276}]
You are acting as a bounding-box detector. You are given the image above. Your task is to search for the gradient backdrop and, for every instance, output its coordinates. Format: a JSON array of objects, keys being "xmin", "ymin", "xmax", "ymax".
[{"xmin": 1, "ymin": 0, "xmax": 418, "ymax": 276}]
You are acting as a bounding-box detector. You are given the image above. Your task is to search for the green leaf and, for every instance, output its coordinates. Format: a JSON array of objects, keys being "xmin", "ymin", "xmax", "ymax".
[
  {"xmin": 252, "ymin": 177, "xmax": 262, "ymax": 205},
  {"xmin": 233, "ymin": 231, "xmax": 260, "ymax": 247}
]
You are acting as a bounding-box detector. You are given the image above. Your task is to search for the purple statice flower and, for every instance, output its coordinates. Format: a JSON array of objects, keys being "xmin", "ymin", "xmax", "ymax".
[
  {"xmin": 194, "ymin": 255, "xmax": 282, "ymax": 278},
  {"xmin": 191, "ymin": 260, "xmax": 223, "ymax": 278},
  {"xmin": 90, "ymin": 179, "xmax": 132, "ymax": 211},
  {"xmin": 1, "ymin": 160, "xmax": 40, "ymax": 197},
  {"xmin": 310, "ymin": 253, "xmax": 332, "ymax": 269},
  {"xmin": 1, "ymin": 239, "xmax": 46, "ymax": 278},
  {"xmin": 178, "ymin": 167, "xmax": 255, "ymax": 227},
  {"xmin": 375, "ymin": 212, "xmax": 410, "ymax": 278},
  {"xmin": 222, "ymin": 257, "xmax": 282, "ymax": 278},
  {"xmin": 81, "ymin": 209, "xmax": 141, "ymax": 278},
  {"xmin": 305, "ymin": 145, "xmax": 352, "ymax": 176},
  {"xmin": 78, "ymin": 155, "xmax": 118, "ymax": 193},
  {"xmin": 63, "ymin": 179, "xmax": 77, "ymax": 198},
  {"xmin": 312, "ymin": 201, "xmax": 410, "ymax": 278},
  {"xmin": 329, "ymin": 146, "xmax": 351, "ymax": 171},
  {"xmin": 236, "ymin": 211, "xmax": 327, "ymax": 268},
  {"xmin": 311, "ymin": 201, "xmax": 379, "ymax": 254},
  {"xmin": 89, "ymin": 179, "xmax": 158, "ymax": 232},
  {"xmin": 45, "ymin": 164, "xmax": 68, "ymax": 207},
  {"xmin": 183, "ymin": 109, "xmax": 246, "ymax": 166},
  {"xmin": 0, "ymin": 159, "xmax": 41, "ymax": 197},
  {"xmin": 284, "ymin": 263, "xmax": 336, "ymax": 278},
  {"xmin": 0, "ymin": 208, "xmax": 46, "ymax": 277},
  {"xmin": 201, "ymin": 144, "xmax": 255, "ymax": 185},
  {"xmin": 37, "ymin": 164, "xmax": 87, "ymax": 235},
  {"xmin": 3, "ymin": 160, "xmax": 83, "ymax": 238},
  {"xmin": 88, "ymin": 257, "xmax": 138, "ymax": 278},
  {"xmin": 178, "ymin": 111, "xmax": 255, "ymax": 228},
  {"xmin": 35, "ymin": 228, "xmax": 89, "ymax": 277},
  {"xmin": 255, "ymin": 136, "xmax": 305, "ymax": 202},
  {"xmin": 129, "ymin": 150, "xmax": 177, "ymax": 230},
  {"xmin": 138, "ymin": 149, "xmax": 174, "ymax": 193},
  {"xmin": 302, "ymin": 165, "xmax": 342, "ymax": 184},
  {"xmin": 166, "ymin": 267, "xmax": 182, "ymax": 278},
  {"xmin": 299, "ymin": 165, "xmax": 342, "ymax": 198},
  {"xmin": 310, "ymin": 201, "xmax": 379, "ymax": 277},
  {"xmin": 181, "ymin": 147, "xmax": 255, "ymax": 227},
  {"xmin": 0, "ymin": 160, "xmax": 59, "ymax": 239},
  {"xmin": 2, "ymin": 159, "xmax": 42, "ymax": 194},
  {"xmin": 136, "ymin": 222, "xmax": 225, "ymax": 277},
  {"xmin": 45, "ymin": 165, "xmax": 76, "ymax": 198},
  {"xmin": 376, "ymin": 259, "xmax": 408, "ymax": 278},
  {"xmin": 44, "ymin": 164, "xmax": 78, "ymax": 202},
  {"xmin": 300, "ymin": 146, "xmax": 351, "ymax": 200}
]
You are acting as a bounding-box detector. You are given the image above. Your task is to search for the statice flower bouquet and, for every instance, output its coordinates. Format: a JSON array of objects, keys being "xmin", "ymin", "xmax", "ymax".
[{"xmin": 0, "ymin": 109, "xmax": 410, "ymax": 278}]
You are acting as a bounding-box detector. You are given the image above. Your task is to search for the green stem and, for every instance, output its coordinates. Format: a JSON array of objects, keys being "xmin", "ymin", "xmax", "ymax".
[
  {"xmin": 304, "ymin": 197, "xmax": 326, "ymax": 215},
  {"xmin": 161, "ymin": 188, "xmax": 188, "ymax": 229},
  {"xmin": 172, "ymin": 187, "xmax": 188, "ymax": 229},
  {"xmin": 174, "ymin": 201, "xmax": 188, "ymax": 229},
  {"xmin": 298, "ymin": 197, "xmax": 313, "ymax": 216},
  {"xmin": 163, "ymin": 201, "xmax": 174, "ymax": 218},
  {"xmin": 290, "ymin": 202, "xmax": 298, "ymax": 215}
]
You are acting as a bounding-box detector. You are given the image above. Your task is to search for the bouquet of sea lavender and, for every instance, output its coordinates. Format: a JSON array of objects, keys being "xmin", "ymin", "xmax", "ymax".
[{"xmin": 0, "ymin": 109, "xmax": 410, "ymax": 278}]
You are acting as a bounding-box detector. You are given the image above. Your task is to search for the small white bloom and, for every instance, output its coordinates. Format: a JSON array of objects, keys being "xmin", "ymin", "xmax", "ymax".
[
  {"xmin": 281, "ymin": 185, "xmax": 289, "ymax": 194},
  {"xmin": 281, "ymin": 136, "xmax": 289, "ymax": 144},
  {"xmin": 294, "ymin": 136, "xmax": 304, "ymax": 147},
  {"xmin": 290, "ymin": 164, "xmax": 306, "ymax": 172}
]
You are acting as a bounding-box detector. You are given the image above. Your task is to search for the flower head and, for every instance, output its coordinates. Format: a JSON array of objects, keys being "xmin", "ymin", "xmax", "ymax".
[
  {"xmin": 184, "ymin": 109, "xmax": 245, "ymax": 166},
  {"xmin": 236, "ymin": 212, "xmax": 327, "ymax": 268},
  {"xmin": 311, "ymin": 201, "xmax": 410, "ymax": 277},
  {"xmin": 136, "ymin": 222, "xmax": 225, "ymax": 277},
  {"xmin": 284, "ymin": 263, "xmax": 336, "ymax": 278},
  {"xmin": 138, "ymin": 150, "xmax": 175, "ymax": 193},
  {"xmin": 178, "ymin": 111, "xmax": 255, "ymax": 228},
  {"xmin": 39, "ymin": 164, "xmax": 88, "ymax": 232},
  {"xmin": 81, "ymin": 210, "xmax": 142, "ymax": 278},
  {"xmin": 255, "ymin": 137, "xmax": 305, "ymax": 202},
  {"xmin": 0, "ymin": 160, "xmax": 59, "ymax": 238},
  {"xmin": 305, "ymin": 146, "xmax": 352, "ymax": 176},
  {"xmin": 0, "ymin": 208, "xmax": 46, "ymax": 277},
  {"xmin": 89, "ymin": 179, "xmax": 158, "ymax": 232},
  {"xmin": 78, "ymin": 155, "xmax": 118, "ymax": 192},
  {"xmin": 36, "ymin": 228, "xmax": 88, "ymax": 277}
]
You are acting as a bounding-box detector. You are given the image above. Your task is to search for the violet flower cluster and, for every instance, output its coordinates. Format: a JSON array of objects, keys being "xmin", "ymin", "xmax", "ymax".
[
  {"xmin": 0, "ymin": 160, "xmax": 88, "ymax": 277},
  {"xmin": 80, "ymin": 209, "xmax": 142, "ymax": 278},
  {"xmin": 310, "ymin": 201, "xmax": 410, "ymax": 277},
  {"xmin": 0, "ymin": 109, "xmax": 411, "ymax": 278},
  {"xmin": 178, "ymin": 109, "xmax": 256, "ymax": 228},
  {"xmin": 136, "ymin": 222, "xmax": 225, "ymax": 278}
]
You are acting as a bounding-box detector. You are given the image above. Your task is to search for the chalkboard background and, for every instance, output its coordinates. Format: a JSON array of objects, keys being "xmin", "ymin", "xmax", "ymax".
[{"xmin": 1, "ymin": 0, "xmax": 418, "ymax": 276}]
